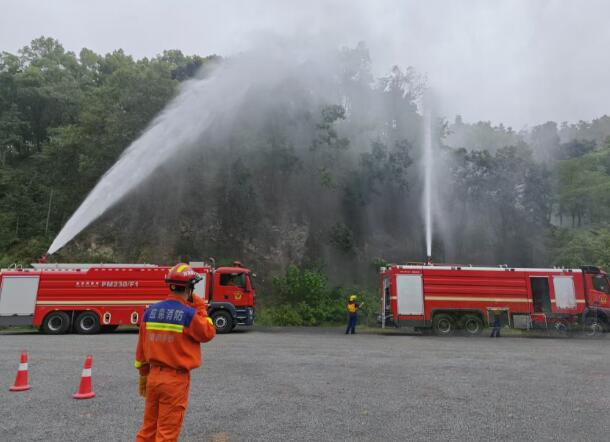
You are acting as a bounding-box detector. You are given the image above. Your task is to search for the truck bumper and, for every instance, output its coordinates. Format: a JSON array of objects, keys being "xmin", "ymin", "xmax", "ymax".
[{"xmin": 235, "ymin": 307, "xmax": 255, "ymax": 326}]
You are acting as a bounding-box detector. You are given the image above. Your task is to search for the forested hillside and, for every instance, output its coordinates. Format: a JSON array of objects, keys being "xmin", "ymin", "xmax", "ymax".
[
  {"xmin": 2, "ymin": 38, "xmax": 610, "ymax": 324},
  {"xmin": 0, "ymin": 37, "xmax": 214, "ymax": 261}
]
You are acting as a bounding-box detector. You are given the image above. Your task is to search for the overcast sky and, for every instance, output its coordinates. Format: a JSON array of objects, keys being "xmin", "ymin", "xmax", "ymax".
[{"xmin": 2, "ymin": 0, "xmax": 609, "ymax": 128}]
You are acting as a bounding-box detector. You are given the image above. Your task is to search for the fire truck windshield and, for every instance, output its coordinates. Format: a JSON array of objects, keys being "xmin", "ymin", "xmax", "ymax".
[
  {"xmin": 592, "ymin": 275, "xmax": 610, "ymax": 293},
  {"xmin": 220, "ymin": 272, "xmax": 246, "ymax": 289}
]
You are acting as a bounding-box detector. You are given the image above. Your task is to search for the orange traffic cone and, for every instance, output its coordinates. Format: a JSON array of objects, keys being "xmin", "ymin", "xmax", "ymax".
[
  {"xmin": 9, "ymin": 351, "xmax": 31, "ymax": 392},
  {"xmin": 73, "ymin": 355, "xmax": 95, "ymax": 399}
]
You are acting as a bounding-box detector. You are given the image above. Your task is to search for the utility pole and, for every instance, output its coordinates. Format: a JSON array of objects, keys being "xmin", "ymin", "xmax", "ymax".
[{"xmin": 45, "ymin": 189, "xmax": 54, "ymax": 236}]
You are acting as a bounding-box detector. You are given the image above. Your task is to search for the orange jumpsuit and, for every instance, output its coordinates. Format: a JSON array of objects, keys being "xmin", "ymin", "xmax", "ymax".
[{"xmin": 134, "ymin": 293, "xmax": 216, "ymax": 442}]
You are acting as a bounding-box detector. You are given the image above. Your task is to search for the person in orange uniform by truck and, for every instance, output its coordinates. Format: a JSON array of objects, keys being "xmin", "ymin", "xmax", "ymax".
[{"xmin": 134, "ymin": 263, "xmax": 216, "ymax": 442}]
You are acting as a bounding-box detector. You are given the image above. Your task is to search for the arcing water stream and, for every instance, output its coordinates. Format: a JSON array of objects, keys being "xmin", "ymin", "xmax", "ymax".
[{"xmin": 47, "ymin": 62, "xmax": 249, "ymax": 255}]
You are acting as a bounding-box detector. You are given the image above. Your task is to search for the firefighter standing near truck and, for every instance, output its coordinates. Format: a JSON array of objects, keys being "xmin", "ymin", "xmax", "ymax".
[
  {"xmin": 490, "ymin": 308, "xmax": 502, "ymax": 338},
  {"xmin": 134, "ymin": 263, "xmax": 216, "ymax": 442},
  {"xmin": 345, "ymin": 294, "xmax": 364, "ymax": 335}
]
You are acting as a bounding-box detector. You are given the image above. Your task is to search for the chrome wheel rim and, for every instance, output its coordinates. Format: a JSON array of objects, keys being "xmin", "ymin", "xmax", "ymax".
[
  {"xmin": 437, "ymin": 319, "xmax": 452, "ymax": 334},
  {"xmin": 48, "ymin": 316, "xmax": 63, "ymax": 332},
  {"xmin": 585, "ymin": 322, "xmax": 603, "ymax": 337},
  {"xmin": 81, "ymin": 316, "xmax": 95, "ymax": 331},
  {"xmin": 465, "ymin": 319, "xmax": 479, "ymax": 333}
]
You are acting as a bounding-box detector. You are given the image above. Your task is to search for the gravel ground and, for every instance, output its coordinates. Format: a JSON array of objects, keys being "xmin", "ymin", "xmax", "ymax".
[{"xmin": 1, "ymin": 327, "xmax": 609, "ymax": 442}]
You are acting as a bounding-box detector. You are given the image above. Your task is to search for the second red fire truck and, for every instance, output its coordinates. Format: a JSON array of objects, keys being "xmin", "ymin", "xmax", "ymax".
[
  {"xmin": 0, "ymin": 260, "xmax": 255, "ymax": 334},
  {"xmin": 380, "ymin": 263, "xmax": 610, "ymax": 337}
]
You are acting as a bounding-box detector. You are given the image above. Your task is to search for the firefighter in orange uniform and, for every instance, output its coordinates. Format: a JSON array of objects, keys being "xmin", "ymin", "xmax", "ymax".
[{"xmin": 134, "ymin": 263, "xmax": 216, "ymax": 442}]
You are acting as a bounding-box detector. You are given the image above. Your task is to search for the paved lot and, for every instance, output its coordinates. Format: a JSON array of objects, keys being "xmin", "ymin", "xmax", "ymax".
[{"xmin": 1, "ymin": 327, "xmax": 609, "ymax": 441}]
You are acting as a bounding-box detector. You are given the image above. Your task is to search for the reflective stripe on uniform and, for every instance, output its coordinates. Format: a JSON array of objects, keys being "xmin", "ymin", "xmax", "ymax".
[
  {"xmin": 134, "ymin": 360, "xmax": 143, "ymax": 369},
  {"xmin": 145, "ymin": 322, "xmax": 184, "ymax": 333},
  {"xmin": 176, "ymin": 264, "xmax": 188, "ymax": 273},
  {"xmin": 206, "ymin": 317, "xmax": 213, "ymax": 326}
]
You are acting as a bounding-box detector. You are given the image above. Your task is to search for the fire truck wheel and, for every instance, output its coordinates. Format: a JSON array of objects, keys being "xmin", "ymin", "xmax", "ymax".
[
  {"xmin": 212, "ymin": 311, "xmax": 234, "ymax": 334},
  {"xmin": 460, "ymin": 315, "xmax": 483, "ymax": 335},
  {"xmin": 74, "ymin": 312, "xmax": 101, "ymax": 334},
  {"xmin": 42, "ymin": 311, "xmax": 71, "ymax": 335},
  {"xmin": 552, "ymin": 322, "xmax": 569, "ymax": 338},
  {"xmin": 583, "ymin": 317, "xmax": 605, "ymax": 338},
  {"xmin": 432, "ymin": 314, "xmax": 455, "ymax": 336}
]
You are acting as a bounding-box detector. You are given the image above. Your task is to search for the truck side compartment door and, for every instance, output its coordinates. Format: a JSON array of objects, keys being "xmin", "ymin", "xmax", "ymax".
[
  {"xmin": 552, "ymin": 275, "xmax": 577, "ymax": 311},
  {"xmin": 0, "ymin": 276, "xmax": 40, "ymax": 325},
  {"xmin": 396, "ymin": 274, "xmax": 424, "ymax": 315},
  {"xmin": 530, "ymin": 277, "xmax": 552, "ymax": 314}
]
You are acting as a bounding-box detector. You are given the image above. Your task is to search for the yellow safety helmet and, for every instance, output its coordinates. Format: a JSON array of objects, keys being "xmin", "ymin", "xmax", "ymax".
[{"xmin": 349, "ymin": 294, "xmax": 357, "ymax": 302}]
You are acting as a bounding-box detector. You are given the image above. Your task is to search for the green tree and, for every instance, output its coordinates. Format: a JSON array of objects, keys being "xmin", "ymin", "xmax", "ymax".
[
  {"xmin": 556, "ymin": 145, "xmax": 610, "ymax": 226},
  {"xmin": 554, "ymin": 228, "xmax": 610, "ymax": 270}
]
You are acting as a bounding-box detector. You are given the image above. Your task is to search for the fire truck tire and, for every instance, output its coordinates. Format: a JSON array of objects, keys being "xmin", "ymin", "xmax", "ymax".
[
  {"xmin": 42, "ymin": 311, "xmax": 71, "ymax": 335},
  {"xmin": 552, "ymin": 322, "xmax": 570, "ymax": 338},
  {"xmin": 74, "ymin": 312, "xmax": 101, "ymax": 334},
  {"xmin": 432, "ymin": 314, "xmax": 455, "ymax": 336},
  {"xmin": 583, "ymin": 317, "xmax": 605, "ymax": 338},
  {"xmin": 212, "ymin": 311, "xmax": 234, "ymax": 334},
  {"xmin": 460, "ymin": 315, "xmax": 483, "ymax": 335}
]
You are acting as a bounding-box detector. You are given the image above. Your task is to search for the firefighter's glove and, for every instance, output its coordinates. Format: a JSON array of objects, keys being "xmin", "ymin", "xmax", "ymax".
[{"xmin": 139, "ymin": 375, "xmax": 147, "ymax": 397}]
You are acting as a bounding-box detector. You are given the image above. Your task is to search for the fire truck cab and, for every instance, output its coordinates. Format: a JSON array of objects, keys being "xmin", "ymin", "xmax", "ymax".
[
  {"xmin": 0, "ymin": 260, "xmax": 255, "ymax": 335},
  {"xmin": 379, "ymin": 263, "xmax": 610, "ymax": 337},
  {"xmin": 208, "ymin": 262, "xmax": 256, "ymax": 332}
]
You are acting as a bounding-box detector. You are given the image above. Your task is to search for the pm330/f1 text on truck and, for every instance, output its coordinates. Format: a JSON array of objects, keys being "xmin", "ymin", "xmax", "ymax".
[
  {"xmin": 0, "ymin": 261, "xmax": 255, "ymax": 334},
  {"xmin": 379, "ymin": 263, "xmax": 610, "ymax": 337}
]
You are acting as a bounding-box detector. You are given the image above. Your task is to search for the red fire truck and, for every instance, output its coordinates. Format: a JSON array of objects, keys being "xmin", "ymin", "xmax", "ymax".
[
  {"xmin": 379, "ymin": 263, "xmax": 610, "ymax": 337},
  {"xmin": 0, "ymin": 261, "xmax": 255, "ymax": 334}
]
